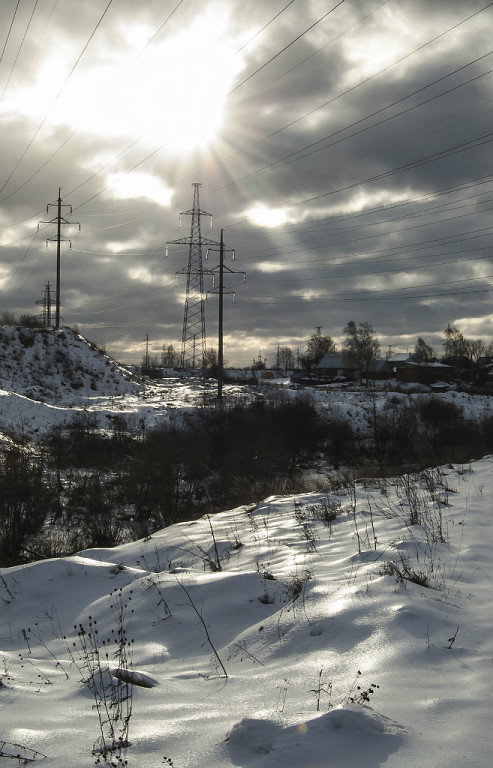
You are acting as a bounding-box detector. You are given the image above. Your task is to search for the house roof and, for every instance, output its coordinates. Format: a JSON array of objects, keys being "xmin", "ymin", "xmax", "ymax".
[
  {"xmin": 368, "ymin": 358, "xmax": 393, "ymax": 372},
  {"xmin": 387, "ymin": 352, "xmax": 420, "ymax": 363},
  {"xmin": 403, "ymin": 361, "xmax": 453, "ymax": 369},
  {"xmin": 317, "ymin": 353, "xmax": 357, "ymax": 369}
]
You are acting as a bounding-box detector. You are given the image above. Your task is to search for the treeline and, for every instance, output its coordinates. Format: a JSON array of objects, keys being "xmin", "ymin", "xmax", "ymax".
[
  {"xmin": 2, "ymin": 393, "xmax": 493, "ymax": 566},
  {"xmin": 270, "ymin": 321, "xmax": 493, "ymax": 373}
]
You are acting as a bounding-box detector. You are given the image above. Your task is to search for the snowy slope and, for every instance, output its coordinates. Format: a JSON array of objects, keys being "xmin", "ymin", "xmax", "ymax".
[
  {"xmin": 0, "ymin": 325, "xmax": 143, "ymax": 438},
  {"xmin": 0, "ymin": 326, "xmax": 138, "ymax": 401},
  {"xmin": 1, "ymin": 458, "xmax": 491, "ymax": 768}
]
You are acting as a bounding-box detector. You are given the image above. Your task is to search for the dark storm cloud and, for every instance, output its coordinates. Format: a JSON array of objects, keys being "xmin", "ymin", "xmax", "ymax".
[{"xmin": 1, "ymin": 0, "xmax": 493, "ymax": 364}]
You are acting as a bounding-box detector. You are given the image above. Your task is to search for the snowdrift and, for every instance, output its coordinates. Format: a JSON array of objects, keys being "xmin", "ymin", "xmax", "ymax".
[{"xmin": 1, "ymin": 458, "xmax": 492, "ymax": 768}]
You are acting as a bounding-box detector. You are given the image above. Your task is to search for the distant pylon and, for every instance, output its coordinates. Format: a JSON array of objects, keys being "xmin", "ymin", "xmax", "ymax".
[
  {"xmin": 167, "ymin": 183, "xmax": 220, "ymax": 369},
  {"xmin": 36, "ymin": 281, "xmax": 55, "ymax": 327},
  {"xmin": 38, "ymin": 188, "xmax": 80, "ymax": 329}
]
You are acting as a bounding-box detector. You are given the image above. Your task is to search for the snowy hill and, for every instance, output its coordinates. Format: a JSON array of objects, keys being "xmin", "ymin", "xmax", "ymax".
[
  {"xmin": 1, "ymin": 457, "xmax": 491, "ymax": 768},
  {"xmin": 0, "ymin": 326, "xmax": 138, "ymax": 401}
]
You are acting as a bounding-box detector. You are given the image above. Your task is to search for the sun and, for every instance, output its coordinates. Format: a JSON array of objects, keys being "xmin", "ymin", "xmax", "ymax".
[{"xmin": 6, "ymin": 6, "xmax": 244, "ymax": 153}]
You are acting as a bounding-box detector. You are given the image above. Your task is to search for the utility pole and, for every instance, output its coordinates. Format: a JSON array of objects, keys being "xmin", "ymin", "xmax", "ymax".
[
  {"xmin": 145, "ymin": 333, "xmax": 150, "ymax": 370},
  {"xmin": 36, "ymin": 281, "xmax": 55, "ymax": 327},
  {"xmin": 168, "ymin": 183, "xmax": 220, "ymax": 369},
  {"xmin": 38, "ymin": 189, "xmax": 80, "ymax": 328},
  {"xmin": 206, "ymin": 228, "xmax": 245, "ymax": 399}
]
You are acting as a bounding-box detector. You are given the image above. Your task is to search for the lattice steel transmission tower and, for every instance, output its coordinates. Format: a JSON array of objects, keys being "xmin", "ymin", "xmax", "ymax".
[
  {"xmin": 36, "ymin": 281, "xmax": 55, "ymax": 327},
  {"xmin": 168, "ymin": 183, "xmax": 220, "ymax": 368}
]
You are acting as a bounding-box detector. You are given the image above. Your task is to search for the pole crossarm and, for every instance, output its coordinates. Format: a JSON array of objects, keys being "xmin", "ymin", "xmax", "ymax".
[{"xmin": 168, "ymin": 236, "xmax": 219, "ymax": 247}]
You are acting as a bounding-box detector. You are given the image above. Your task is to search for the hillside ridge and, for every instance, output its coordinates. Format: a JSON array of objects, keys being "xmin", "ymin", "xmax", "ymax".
[{"xmin": 0, "ymin": 325, "xmax": 139, "ymax": 401}]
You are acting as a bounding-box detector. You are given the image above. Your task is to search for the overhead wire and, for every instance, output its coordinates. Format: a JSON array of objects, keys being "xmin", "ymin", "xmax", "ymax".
[
  {"xmin": 1, "ymin": 0, "xmax": 483, "ymax": 222},
  {"xmin": 235, "ymin": 0, "xmax": 296, "ymax": 54},
  {"xmin": 243, "ymin": 198, "xmax": 493, "ymax": 263},
  {"xmin": 0, "ymin": 0, "xmax": 39, "ymax": 102},
  {"xmin": 210, "ymin": 1, "xmax": 493, "ymax": 194},
  {"xmin": 222, "ymin": 128, "xmax": 493, "ymax": 229},
  {"xmin": 59, "ymin": 2, "xmax": 493, "ymax": 225},
  {"xmin": 132, "ymin": 0, "xmax": 186, "ymax": 62},
  {"xmin": 14, "ymin": 0, "xmax": 59, "ymax": 92},
  {"xmin": 228, "ymin": 0, "xmax": 346, "ymax": 95},
  {"xmin": 0, "ymin": 0, "xmax": 114, "ymax": 197},
  {"xmin": 4, "ymin": 1, "xmax": 493, "ymax": 333},
  {"xmin": 0, "ymin": 0, "xmax": 21, "ymax": 65},
  {"xmin": 217, "ymin": 56, "xmax": 493, "ymax": 194}
]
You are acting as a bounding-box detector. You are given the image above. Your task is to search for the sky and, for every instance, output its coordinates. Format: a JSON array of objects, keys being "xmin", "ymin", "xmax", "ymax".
[{"xmin": 1, "ymin": 0, "xmax": 493, "ymax": 366}]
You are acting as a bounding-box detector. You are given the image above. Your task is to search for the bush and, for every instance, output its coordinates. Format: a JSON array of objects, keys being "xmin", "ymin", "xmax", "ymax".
[
  {"xmin": 0, "ymin": 448, "xmax": 58, "ymax": 566},
  {"xmin": 418, "ymin": 397, "xmax": 462, "ymax": 426},
  {"xmin": 18, "ymin": 313, "xmax": 44, "ymax": 329}
]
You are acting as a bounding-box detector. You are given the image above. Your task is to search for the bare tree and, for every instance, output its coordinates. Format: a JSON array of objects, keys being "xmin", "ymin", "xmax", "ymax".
[
  {"xmin": 442, "ymin": 324, "xmax": 486, "ymax": 363},
  {"xmin": 465, "ymin": 338, "xmax": 486, "ymax": 363},
  {"xmin": 414, "ymin": 336, "xmax": 435, "ymax": 362},
  {"xmin": 161, "ymin": 343, "xmax": 180, "ymax": 368},
  {"xmin": 300, "ymin": 334, "xmax": 336, "ymax": 371},
  {"xmin": 277, "ymin": 346, "xmax": 295, "ymax": 373},
  {"xmin": 442, "ymin": 324, "xmax": 468, "ymax": 359},
  {"xmin": 342, "ymin": 321, "xmax": 380, "ymax": 371}
]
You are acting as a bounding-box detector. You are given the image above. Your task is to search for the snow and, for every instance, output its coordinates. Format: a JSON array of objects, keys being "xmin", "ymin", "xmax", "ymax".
[
  {"xmin": 1, "ymin": 330, "xmax": 492, "ymax": 767},
  {"xmin": 2, "ymin": 457, "xmax": 492, "ymax": 767}
]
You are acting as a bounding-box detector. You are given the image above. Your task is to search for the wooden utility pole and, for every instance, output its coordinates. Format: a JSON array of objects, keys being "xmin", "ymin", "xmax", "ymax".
[
  {"xmin": 145, "ymin": 333, "xmax": 150, "ymax": 369},
  {"xmin": 218, "ymin": 229, "xmax": 225, "ymax": 398},
  {"xmin": 38, "ymin": 188, "xmax": 80, "ymax": 328},
  {"xmin": 205, "ymin": 228, "xmax": 245, "ymax": 399}
]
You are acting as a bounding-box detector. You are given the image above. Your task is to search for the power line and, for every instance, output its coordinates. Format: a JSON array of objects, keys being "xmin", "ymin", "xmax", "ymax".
[
  {"xmin": 211, "ymin": 4, "xmax": 493, "ymax": 196},
  {"xmin": 223, "ymin": 129, "xmax": 493, "ymax": 228},
  {"xmin": 0, "ymin": 0, "xmax": 21, "ymax": 64},
  {"xmin": 0, "ymin": 0, "xmax": 39, "ymax": 103},
  {"xmin": 236, "ymin": 0, "xmax": 296, "ymax": 53},
  {"xmin": 220, "ymin": 56, "xmax": 493, "ymax": 192},
  {"xmin": 133, "ymin": 0, "xmax": 186, "ymax": 62},
  {"xmin": 229, "ymin": 0, "xmax": 346, "ymax": 95},
  {"xmin": 0, "ymin": 0, "xmax": 113, "ymax": 197}
]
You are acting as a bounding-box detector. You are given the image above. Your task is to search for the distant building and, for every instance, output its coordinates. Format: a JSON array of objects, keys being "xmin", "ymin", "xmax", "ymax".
[
  {"xmin": 387, "ymin": 352, "xmax": 422, "ymax": 369},
  {"xmin": 396, "ymin": 361, "xmax": 454, "ymax": 385},
  {"xmin": 366, "ymin": 358, "xmax": 394, "ymax": 380},
  {"xmin": 316, "ymin": 353, "xmax": 358, "ymax": 379}
]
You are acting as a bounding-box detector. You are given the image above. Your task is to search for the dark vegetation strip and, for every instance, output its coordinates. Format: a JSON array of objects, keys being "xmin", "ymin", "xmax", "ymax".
[{"xmin": 1, "ymin": 394, "xmax": 492, "ymax": 566}]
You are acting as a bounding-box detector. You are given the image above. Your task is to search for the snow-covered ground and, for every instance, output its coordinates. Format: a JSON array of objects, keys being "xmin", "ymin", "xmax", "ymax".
[
  {"xmin": 2, "ymin": 366, "xmax": 493, "ymax": 444},
  {"xmin": 1, "ymin": 457, "xmax": 492, "ymax": 767},
  {"xmin": 1, "ymin": 331, "xmax": 492, "ymax": 766}
]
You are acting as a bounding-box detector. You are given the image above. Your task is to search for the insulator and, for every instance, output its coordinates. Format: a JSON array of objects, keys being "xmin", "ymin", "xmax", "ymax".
[
  {"xmin": 232, "ymin": 250, "xmax": 236, "ymax": 260},
  {"xmin": 165, "ymin": 245, "xmax": 168, "ymax": 257},
  {"xmin": 179, "ymin": 215, "xmax": 182, "ymax": 228}
]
